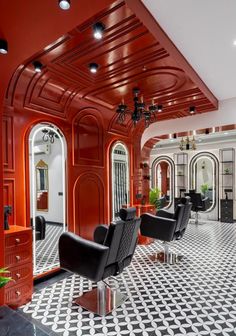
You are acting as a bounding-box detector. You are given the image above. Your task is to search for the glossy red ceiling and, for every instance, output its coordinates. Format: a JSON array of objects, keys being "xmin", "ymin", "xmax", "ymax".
[{"xmin": 5, "ymin": 0, "xmax": 218, "ymax": 124}]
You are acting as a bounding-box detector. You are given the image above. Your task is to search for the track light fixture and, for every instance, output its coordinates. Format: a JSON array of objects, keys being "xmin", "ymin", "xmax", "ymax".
[
  {"xmin": 89, "ymin": 62, "xmax": 99, "ymax": 73},
  {"xmin": 0, "ymin": 39, "xmax": 8, "ymax": 54},
  {"xmin": 93, "ymin": 22, "xmax": 105, "ymax": 40},
  {"xmin": 189, "ymin": 106, "xmax": 196, "ymax": 114},
  {"xmin": 116, "ymin": 88, "xmax": 163, "ymax": 128},
  {"xmin": 33, "ymin": 61, "xmax": 43, "ymax": 73},
  {"xmin": 58, "ymin": 0, "xmax": 71, "ymax": 10}
]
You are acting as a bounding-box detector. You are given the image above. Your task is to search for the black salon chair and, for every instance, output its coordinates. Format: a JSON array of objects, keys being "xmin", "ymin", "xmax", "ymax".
[
  {"xmin": 59, "ymin": 207, "xmax": 140, "ymax": 316},
  {"xmin": 185, "ymin": 191, "xmax": 210, "ymax": 224},
  {"xmin": 31, "ymin": 215, "xmax": 46, "ymax": 240},
  {"xmin": 140, "ymin": 197, "xmax": 192, "ymax": 264}
]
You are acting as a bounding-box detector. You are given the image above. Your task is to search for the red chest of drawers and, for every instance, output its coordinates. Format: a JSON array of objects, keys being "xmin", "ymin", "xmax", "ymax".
[{"xmin": 4, "ymin": 225, "xmax": 33, "ymax": 308}]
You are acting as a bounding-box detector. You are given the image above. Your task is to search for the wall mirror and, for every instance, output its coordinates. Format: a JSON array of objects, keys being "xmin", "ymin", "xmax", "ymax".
[
  {"xmin": 29, "ymin": 123, "xmax": 67, "ymax": 276},
  {"xmin": 152, "ymin": 156, "xmax": 174, "ymax": 209},
  {"xmin": 190, "ymin": 152, "xmax": 218, "ymax": 212},
  {"xmin": 36, "ymin": 159, "xmax": 48, "ymax": 211},
  {"xmin": 111, "ymin": 142, "xmax": 130, "ymax": 219}
]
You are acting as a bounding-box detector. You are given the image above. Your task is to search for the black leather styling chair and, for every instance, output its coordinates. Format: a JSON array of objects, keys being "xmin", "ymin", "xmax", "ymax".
[
  {"xmin": 59, "ymin": 207, "xmax": 141, "ymax": 316},
  {"xmin": 185, "ymin": 191, "xmax": 210, "ymax": 224},
  {"xmin": 140, "ymin": 197, "xmax": 192, "ymax": 264}
]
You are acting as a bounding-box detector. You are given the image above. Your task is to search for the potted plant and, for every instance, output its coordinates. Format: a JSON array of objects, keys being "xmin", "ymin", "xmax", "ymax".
[
  {"xmin": 200, "ymin": 184, "xmax": 208, "ymax": 197},
  {"xmin": 149, "ymin": 187, "xmax": 161, "ymax": 210},
  {"xmin": 0, "ymin": 268, "xmax": 12, "ymax": 289}
]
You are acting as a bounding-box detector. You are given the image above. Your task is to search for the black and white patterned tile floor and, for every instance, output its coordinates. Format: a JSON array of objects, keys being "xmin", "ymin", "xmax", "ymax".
[{"xmin": 21, "ymin": 221, "xmax": 236, "ymax": 335}]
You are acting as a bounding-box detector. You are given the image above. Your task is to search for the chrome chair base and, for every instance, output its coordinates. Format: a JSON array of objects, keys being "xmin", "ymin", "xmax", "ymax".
[
  {"xmin": 75, "ymin": 282, "xmax": 127, "ymax": 316},
  {"xmin": 150, "ymin": 251, "xmax": 183, "ymax": 264}
]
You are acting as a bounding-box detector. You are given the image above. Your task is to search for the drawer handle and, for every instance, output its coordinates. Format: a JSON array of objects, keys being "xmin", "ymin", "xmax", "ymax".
[
  {"xmin": 16, "ymin": 273, "xmax": 21, "ymax": 279},
  {"xmin": 15, "ymin": 238, "xmax": 21, "ymax": 244},
  {"xmin": 15, "ymin": 291, "xmax": 21, "ymax": 297},
  {"xmin": 15, "ymin": 255, "xmax": 21, "ymax": 261}
]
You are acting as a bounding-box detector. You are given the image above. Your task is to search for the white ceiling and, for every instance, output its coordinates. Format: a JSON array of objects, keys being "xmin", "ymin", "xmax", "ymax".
[{"xmin": 142, "ymin": 0, "xmax": 236, "ymax": 100}]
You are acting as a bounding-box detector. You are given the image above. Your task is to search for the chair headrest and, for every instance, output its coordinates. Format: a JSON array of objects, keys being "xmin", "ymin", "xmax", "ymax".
[
  {"xmin": 119, "ymin": 207, "xmax": 136, "ymax": 221},
  {"xmin": 180, "ymin": 196, "xmax": 191, "ymax": 205}
]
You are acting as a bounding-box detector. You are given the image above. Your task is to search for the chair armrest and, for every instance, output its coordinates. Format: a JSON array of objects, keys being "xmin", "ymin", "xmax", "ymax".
[
  {"xmin": 59, "ymin": 232, "xmax": 109, "ymax": 282},
  {"xmin": 140, "ymin": 213, "xmax": 177, "ymax": 242},
  {"xmin": 156, "ymin": 210, "xmax": 174, "ymax": 219},
  {"xmin": 94, "ymin": 224, "xmax": 109, "ymax": 244}
]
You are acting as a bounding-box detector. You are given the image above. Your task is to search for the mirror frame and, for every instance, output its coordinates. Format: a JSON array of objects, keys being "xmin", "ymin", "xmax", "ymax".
[
  {"xmin": 189, "ymin": 152, "xmax": 219, "ymax": 212},
  {"xmin": 151, "ymin": 156, "xmax": 175, "ymax": 210}
]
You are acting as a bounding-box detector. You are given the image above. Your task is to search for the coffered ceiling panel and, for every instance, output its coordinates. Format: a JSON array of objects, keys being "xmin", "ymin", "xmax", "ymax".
[{"xmin": 8, "ymin": 0, "xmax": 218, "ymax": 126}]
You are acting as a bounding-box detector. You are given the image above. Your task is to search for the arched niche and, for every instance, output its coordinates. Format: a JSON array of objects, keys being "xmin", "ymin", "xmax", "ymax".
[
  {"xmin": 189, "ymin": 152, "xmax": 219, "ymax": 213},
  {"xmin": 74, "ymin": 173, "xmax": 105, "ymax": 240},
  {"xmin": 73, "ymin": 110, "xmax": 104, "ymax": 166},
  {"xmin": 29, "ymin": 123, "xmax": 67, "ymax": 276},
  {"xmin": 111, "ymin": 142, "xmax": 130, "ymax": 219},
  {"xmin": 151, "ymin": 156, "xmax": 175, "ymax": 209}
]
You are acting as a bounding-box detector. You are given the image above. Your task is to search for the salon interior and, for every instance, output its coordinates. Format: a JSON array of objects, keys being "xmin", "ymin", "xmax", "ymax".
[{"xmin": 1, "ymin": 1, "xmax": 236, "ymax": 335}]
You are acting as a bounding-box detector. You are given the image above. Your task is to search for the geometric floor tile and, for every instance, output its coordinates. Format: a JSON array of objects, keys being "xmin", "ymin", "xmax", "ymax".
[{"xmin": 21, "ymin": 221, "xmax": 236, "ymax": 335}]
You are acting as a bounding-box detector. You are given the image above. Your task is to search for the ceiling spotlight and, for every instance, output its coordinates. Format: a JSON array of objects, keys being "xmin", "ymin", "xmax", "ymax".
[
  {"xmin": 157, "ymin": 105, "xmax": 163, "ymax": 112},
  {"xmin": 189, "ymin": 106, "xmax": 196, "ymax": 114},
  {"xmin": 233, "ymin": 40, "xmax": 236, "ymax": 46},
  {"xmin": 93, "ymin": 22, "xmax": 105, "ymax": 40},
  {"xmin": 33, "ymin": 61, "xmax": 43, "ymax": 73},
  {"xmin": 58, "ymin": 0, "xmax": 71, "ymax": 10},
  {"xmin": 89, "ymin": 62, "xmax": 99, "ymax": 73},
  {"xmin": 0, "ymin": 39, "xmax": 8, "ymax": 54}
]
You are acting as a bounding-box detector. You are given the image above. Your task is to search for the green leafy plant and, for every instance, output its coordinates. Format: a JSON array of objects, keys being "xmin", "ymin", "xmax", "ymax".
[
  {"xmin": 0, "ymin": 268, "xmax": 12, "ymax": 288},
  {"xmin": 200, "ymin": 184, "xmax": 208, "ymax": 196},
  {"xmin": 149, "ymin": 187, "xmax": 161, "ymax": 209}
]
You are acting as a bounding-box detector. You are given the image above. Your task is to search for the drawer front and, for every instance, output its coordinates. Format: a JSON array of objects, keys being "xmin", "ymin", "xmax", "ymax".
[
  {"xmin": 5, "ymin": 281, "xmax": 33, "ymax": 308},
  {"xmin": 5, "ymin": 230, "xmax": 31, "ymax": 250},
  {"xmin": 4, "ymin": 264, "xmax": 33, "ymax": 289},
  {"xmin": 5, "ymin": 246, "xmax": 32, "ymax": 268}
]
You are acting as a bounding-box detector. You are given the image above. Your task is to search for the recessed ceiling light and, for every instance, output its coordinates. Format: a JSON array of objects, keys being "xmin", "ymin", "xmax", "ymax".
[
  {"xmin": 157, "ymin": 105, "xmax": 163, "ymax": 112},
  {"xmin": 224, "ymin": 132, "xmax": 229, "ymax": 135},
  {"xmin": 0, "ymin": 39, "xmax": 8, "ymax": 54},
  {"xmin": 233, "ymin": 40, "xmax": 236, "ymax": 46},
  {"xmin": 189, "ymin": 106, "xmax": 196, "ymax": 114},
  {"xmin": 93, "ymin": 22, "xmax": 105, "ymax": 40},
  {"xmin": 58, "ymin": 0, "xmax": 70, "ymax": 10},
  {"xmin": 89, "ymin": 62, "xmax": 99, "ymax": 73},
  {"xmin": 33, "ymin": 61, "xmax": 43, "ymax": 73}
]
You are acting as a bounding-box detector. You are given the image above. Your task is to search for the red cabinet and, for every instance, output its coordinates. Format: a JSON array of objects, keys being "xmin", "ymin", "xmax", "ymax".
[{"xmin": 4, "ymin": 226, "xmax": 33, "ymax": 308}]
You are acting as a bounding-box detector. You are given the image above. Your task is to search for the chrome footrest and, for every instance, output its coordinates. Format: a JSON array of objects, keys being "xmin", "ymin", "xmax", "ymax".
[
  {"xmin": 150, "ymin": 252, "xmax": 183, "ymax": 264},
  {"xmin": 75, "ymin": 286, "xmax": 127, "ymax": 316}
]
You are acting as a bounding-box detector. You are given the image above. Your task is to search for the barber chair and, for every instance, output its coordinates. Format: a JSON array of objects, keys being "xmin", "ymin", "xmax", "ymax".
[
  {"xmin": 59, "ymin": 207, "xmax": 140, "ymax": 316},
  {"xmin": 31, "ymin": 215, "xmax": 46, "ymax": 240},
  {"xmin": 185, "ymin": 191, "xmax": 210, "ymax": 224},
  {"xmin": 140, "ymin": 197, "xmax": 192, "ymax": 264}
]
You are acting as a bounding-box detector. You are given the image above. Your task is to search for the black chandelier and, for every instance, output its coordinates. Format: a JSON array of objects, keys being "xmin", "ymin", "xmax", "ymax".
[
  {"xmin": 116, "ymin": 88, "xmax": 162, "ymax": 128},
  {"xmin": 42, "ymin": 128, "xmax": 59, "ymax": 144}
]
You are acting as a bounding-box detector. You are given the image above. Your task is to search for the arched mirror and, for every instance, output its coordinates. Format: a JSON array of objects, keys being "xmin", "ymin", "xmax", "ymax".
[
  {"xmin": 29, "ymin": 124, "xmax": 67, "ymax": 276},
  {"xmin": 190, "ymin": 152, "xmax": 219, "ymax": 212},
  {"xmin": 111, "ymin": 142, "xmax": 130, "ymax": 219},
  {"xmin": 152, "ymin": 156, "xmax": 174, "ymax": 209}
]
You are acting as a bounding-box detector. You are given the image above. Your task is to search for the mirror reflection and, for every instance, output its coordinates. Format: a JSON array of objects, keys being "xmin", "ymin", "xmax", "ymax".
[
  {"xmin": 36, "ymin": 160, "xmax": 48, "ymax": 211},
  {"xmin": 152, "ymin": 157, "xmax": 174, "ymax": 209}
]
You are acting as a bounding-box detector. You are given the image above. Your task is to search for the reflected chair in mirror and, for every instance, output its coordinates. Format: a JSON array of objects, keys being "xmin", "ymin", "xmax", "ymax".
[
  {"xmin": 59, "ymin": 207, "xmax": 140, "ymax": 316},
  {"xmin": 31, "ymin": 215, "xmax": 46, "ymax": 241},
  {"xmin": 185, "ymin": 191, "xmax": 210, "ymax": 224},
  {"xmin": 140, "ymin": 197, "xmax": 192, "ymax": 264}
]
